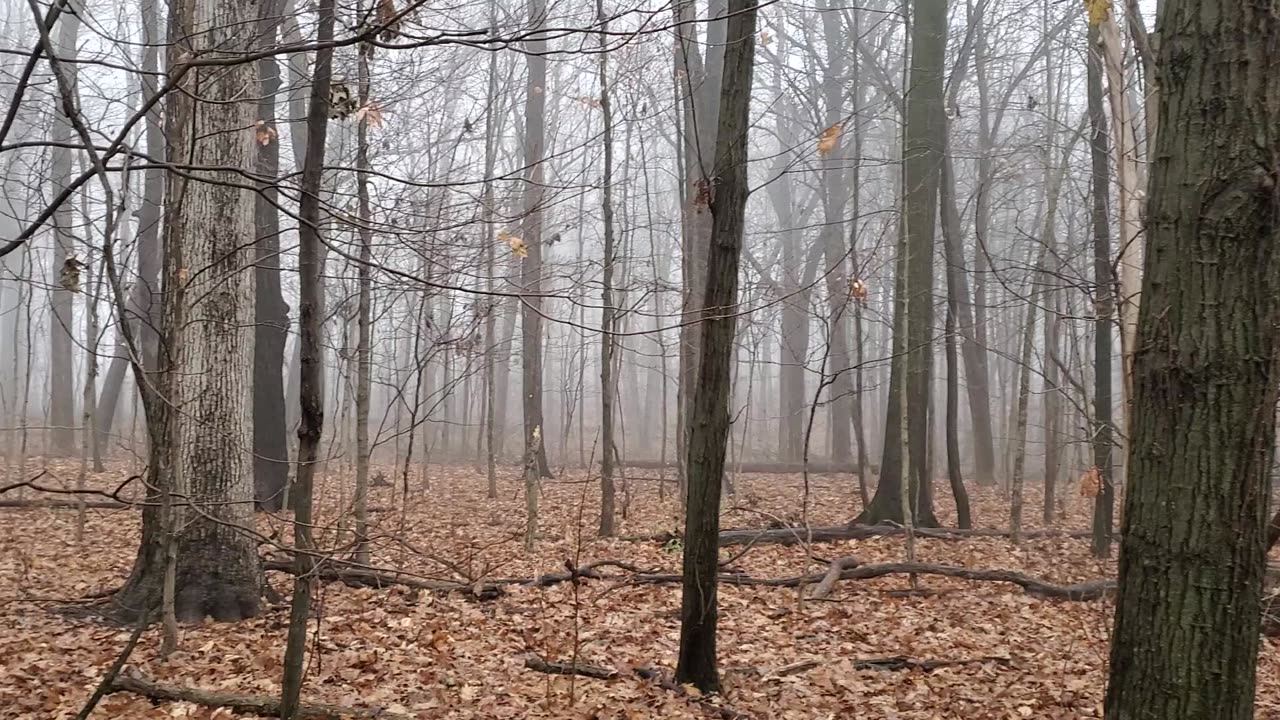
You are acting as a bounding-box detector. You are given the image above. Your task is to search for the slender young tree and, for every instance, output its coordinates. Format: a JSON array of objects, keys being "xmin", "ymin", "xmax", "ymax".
[
  {"xmin": 596, "ymin": 0, "xmax": 618, "ymax": 537},
  {"xmin": 45, "ymin": 3, "xmax": 80, "ymax": 458},
  {"xmin": 857, "ymin": 0, "xmax": 947, "ymax": 527},
  {"xmin": 252, "ymin": 0, "xmax": 290, "ymax": 510},
  {"xmin": 280, "ymin": 0, "xmax": 336, "ymax": 712},
  {"xmin": 352, "ymin": 40, "xmax": 374, "ymax": 565},
  {"xmin": 676, "ymin": 0, "xmax": 757, "ymax": 693},
  {"xmin": 1085, "ymin": 18, "xmax": 1115, "ymax": 559},
  {"xmin": 1104, "ymin": 0, "xmax": 1280, "ymax": 714},
  {"xmin": 519, "ymin": 0, "xmax": 553, "ymax": 479}
]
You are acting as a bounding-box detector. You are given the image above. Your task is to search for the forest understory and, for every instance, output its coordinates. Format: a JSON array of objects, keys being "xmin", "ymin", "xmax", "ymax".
[{"xmin": 3, "ymin": 464, "xmax": 1279, "ymax": 720}]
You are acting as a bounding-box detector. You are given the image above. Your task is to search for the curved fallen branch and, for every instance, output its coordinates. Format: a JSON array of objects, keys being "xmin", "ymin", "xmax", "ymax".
[
  {"xmin": 622, "ymin": 524, "xmax": 1095, "ymax": 548},
  {"xmin": 106, "ymin": 671, "xmax": 411, "ymax": 719},
  {"xmin": 268, "ymin": 555, "xmax": 1113, "ymax": 602}
]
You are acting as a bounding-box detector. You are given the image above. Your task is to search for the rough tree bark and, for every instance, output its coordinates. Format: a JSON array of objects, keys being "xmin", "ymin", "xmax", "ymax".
[
  {"xmin": 676, "ymin": 0, "xmax": 756, "ymax": 694},
  {"xmin": 1104, "ymin": 0, "xmax": 1280, "ymax": 714},
  {"xmin": 115, "ymin": 0, "xmax": 263, "ymax": 622}
]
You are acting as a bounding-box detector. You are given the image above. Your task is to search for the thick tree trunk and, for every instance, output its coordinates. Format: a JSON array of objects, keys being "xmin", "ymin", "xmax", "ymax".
[
  {"xmin": 252, "ymin": 0, "xmax": 290, "ymax": 511},
  {"xmin": 1103, "ymin": 0, "xmax": 1280, "ymax": 714},
  {"xmin": 676, "ymin": 0, "xmax": 756, "ymax": 693},
  {"xmin": 113, "ymin": 0, "xmax": 262, "ymax": 623}
]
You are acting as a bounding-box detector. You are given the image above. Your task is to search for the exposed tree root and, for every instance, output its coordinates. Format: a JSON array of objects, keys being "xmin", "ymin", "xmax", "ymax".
[
  {"xmin": 105, "ymin": 671, "xmax": 411, "ymax": 719},
  {"xmin": 622, "ymin": 524, "xmax": 1094, "ymax": 547}
]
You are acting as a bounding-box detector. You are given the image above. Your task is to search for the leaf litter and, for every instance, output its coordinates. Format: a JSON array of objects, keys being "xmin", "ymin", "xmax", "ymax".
[{"xmin": 2, "ymin": 460, "xmax": 1279, "ymax": 719}]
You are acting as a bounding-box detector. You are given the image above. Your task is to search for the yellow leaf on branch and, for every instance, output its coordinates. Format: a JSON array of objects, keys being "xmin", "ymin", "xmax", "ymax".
[{"xmin": 1083, "ymin": 0, "xmax": 1111, "ymax": 26}]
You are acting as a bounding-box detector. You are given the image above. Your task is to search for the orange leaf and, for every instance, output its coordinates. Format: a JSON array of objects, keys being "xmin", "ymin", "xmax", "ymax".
[
  {"xmin": 817, "ymin": 123, "xmax": 843, "ymax": 157},
  {"xmin": 1079, "ymin": 467, "xmax": 1101, "ymax": 498}
]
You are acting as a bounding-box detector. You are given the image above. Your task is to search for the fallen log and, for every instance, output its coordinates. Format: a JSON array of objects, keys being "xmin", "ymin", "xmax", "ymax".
[
  {"xmin": 620, "ymin": 458, "xmax": 872, "ymax": 475},
  {"xmin": 623, "ymin": 524, "xmax": 1095, "ymax": 547},
  {"xmin": 106, "ymin": 671, "xmax": 411, "ymax": 719}
]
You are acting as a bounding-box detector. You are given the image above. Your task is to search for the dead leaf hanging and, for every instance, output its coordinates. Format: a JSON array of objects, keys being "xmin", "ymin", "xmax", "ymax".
[
  {"xmin": 1079, "ymin": 466, "xmax": 1101, "ymax": 498},
  {"xmin": 817, "ymin": 123, "xmax": 843, "ymax": 157},
  {"xmin": 253, "ymin": 120, "xmax": 277, "ymax": 146},
  {"xmin": 848, "ymin": 278, "xmax": 869, "ymax": 302},
  {"xmin": 499, "ymin": 229, "xmax": 528, "ymax": 258},
  {"xmin": 693, "ymin": 178, "xmax": 713, "ymax": 211},
  {"xmin": 378, "ymin": 0, "xmax": 400, "ymax": 40},
  {"xmin": 355, "ymin": 102, "xmax": 384, "ymax": 129},
  {"xmin": 60, "ymin": 257, "xmax": 83, "ymax": 294}
]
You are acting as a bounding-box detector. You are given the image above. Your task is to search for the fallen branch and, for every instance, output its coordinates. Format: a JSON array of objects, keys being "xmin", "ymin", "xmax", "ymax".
[
  {"xmin": 809, "ymin": 556, "xmax": 862, "ymax": 599},
  {"xmin": 760, "ymin": 655, "xmax": 1011, "ymax": 678},
  {"xmin": 623, "ymin": 524, "xmax": 1096, "ymax": 547},
  {"xmin": 270, "ymin": 555, "xmax": 1112, "ymax": 602},
  {"xmin": 264, "ymin": 557, "xmax": 658, "ymax": 599},
  {"xmin": 850, "ymin": 655, "xmax": 1013, "ymax": 672},
  {"xmin": 524, "ymin": 655, "xmax": 619, "ymax": 680},
  {"xmin": 0, "ymin": 498, "xmax": 130, "ymax": 509},
  {"xmin": 106, "ymin": 671, "xmax": 411, "ymax": 719},
  {"xmin": 523, "ymin": 656, "xmax": 748, "ymax": 719},
  {"xmin": 621, "ymin": 458, "xmax": 871, "ymax": 475}
]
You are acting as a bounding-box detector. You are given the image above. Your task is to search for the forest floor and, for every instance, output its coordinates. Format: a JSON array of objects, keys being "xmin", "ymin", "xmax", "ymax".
[{"xmin": 2, "ymin": 461, "xmax": 1280, "ymax": 719}]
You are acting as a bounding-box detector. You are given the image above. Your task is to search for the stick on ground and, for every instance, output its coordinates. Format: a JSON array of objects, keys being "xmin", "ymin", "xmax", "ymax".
[{"xmin": 106, "ymin": 671, "xmax": 411, "ymax": 719}]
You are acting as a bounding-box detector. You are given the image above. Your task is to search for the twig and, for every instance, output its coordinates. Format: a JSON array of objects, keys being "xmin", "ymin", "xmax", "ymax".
[{"xmin": 75, "ymin": 609, "xmax": 149, "ymax": 720}]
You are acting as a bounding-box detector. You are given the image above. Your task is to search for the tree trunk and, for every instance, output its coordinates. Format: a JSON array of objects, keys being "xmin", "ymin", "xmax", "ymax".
[
  {"xmin": 676, "ymin": 0, "xmax": 756, "ymax": 694},
  {"xmin": 818, "ymin": 0, "xmax": 854, "ymax": 463},
  {"xmin": 1103, "ymin": 0, "xmax": 1280, "ymax": 712},
  {"xmin": 252, "ymin": 0, "xmax": 290, "ymax": 511},
  {"xmin": 1086, "ymin": 21, "xmax": 1115, "ymax": 559},
  {"xmin": 280, "ymin": 0, "xmax": 335, "ymax": 712},
  {"xmin": 857, "ymin": 0, "xmax": 947, "ymax": 527},
  {"xmin": 114, "ymin": 0, "xmax": 263, "ymax": 622},
  {"xmin": 46, "ymin": 6, "xmax": 81, "ymax": 457},
  {"xmin": 352, "ymin": 41, "xmax": 373, "ymax": 564},
  {"xmin": 519, "ymin": 0, "xmax": 553, "ymax": 479},
  {"xmin": 596, "ymin": 0, "xmax": 618, "ymax": 537}
]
